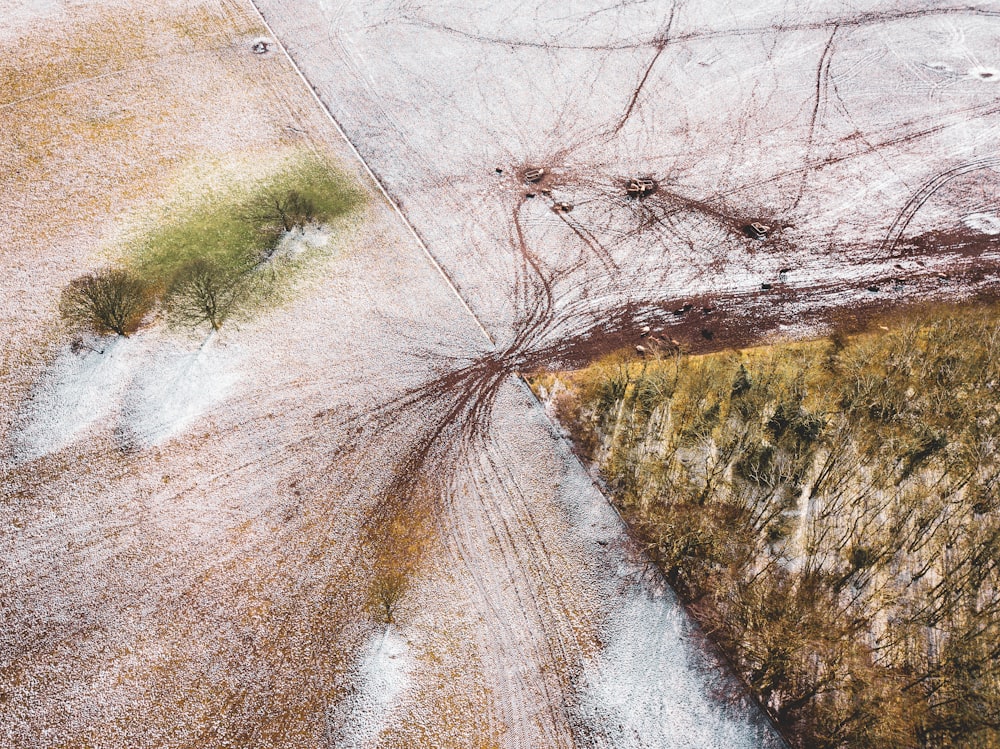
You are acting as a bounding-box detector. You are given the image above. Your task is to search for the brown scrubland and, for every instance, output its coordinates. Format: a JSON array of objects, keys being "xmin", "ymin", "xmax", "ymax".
[{"xmin": 535, "ymin": 303, "xmax": 1000, "ymax": 748}]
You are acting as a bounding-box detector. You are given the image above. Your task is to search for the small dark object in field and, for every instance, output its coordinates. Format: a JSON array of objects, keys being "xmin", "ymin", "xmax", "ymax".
[
  {"xmin": 553, "ymin": 201, "xmax": 573, "ymax": 212},
  {"xmin": 252, "ymin": 40, "xmax": 270, "ymax": 54},
  {"xmin": 868, "ymin": 285, "xmax": 880, "ymax": 292},
  {"xmin": 702, "ymin": 306, "xmax": 714, "ymax": 315},
  {"xmin": 761, "ymin": 282, "xmax": 772, "ymax": 290},
  {"xmin": 743, "ymin": 222, "xmax": 771, "ymax": 240},
  {"xmin": 525, "ymin": 193, "xmax": 536, "ymax": 199},
  {"xmin": 701, "ymin": 328, "xmax": 714, "ymax": 340},
  {"xmin": 523, "ymin": 167, "xmax": 545, "ymax": 183},
  {"xmin": 626, "ymin": 177, "xmax": 657, "ymax": 198},
  {"xmin": 495, "ymin": 167, "xmax": 503, "ymax": 174},
  {"xmin": 70, "ymin": 336, "xmax": 104, "ymax": 356}
]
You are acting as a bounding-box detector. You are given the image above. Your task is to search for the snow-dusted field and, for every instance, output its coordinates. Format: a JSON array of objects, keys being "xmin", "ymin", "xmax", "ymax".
[
  {"xmin": 258, "ymin": 0, "xmax": 1000, "ymax": 352},
  {"xmin": 4, "ymin": 0, "xmax": 999, "ymax": 746}
]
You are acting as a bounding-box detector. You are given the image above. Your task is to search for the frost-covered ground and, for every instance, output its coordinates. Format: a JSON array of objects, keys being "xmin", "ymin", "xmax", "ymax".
[
  {"xmin": 332, "ymin": 628, "xmax": 413, "ymax": 748},
  {"xmin": 13, "ymin": 333, "xmax": 242, "ymax": 459},
  {"xmin": 258, "ymin": 0, "xmax": 1000, "ymax": 351},
  {"xmin": 4, "ymin": 0, "xmax": 999, "ymax": 747}
]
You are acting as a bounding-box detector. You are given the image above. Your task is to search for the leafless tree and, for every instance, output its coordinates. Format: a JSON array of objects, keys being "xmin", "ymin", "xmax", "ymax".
[
  {"xmin": 166, "ymin": 259, "xmax": 247, "ymax": 331},
  {"xmin": 253, "ymin": 190, "xmax": 317, "ymax": 234},
  {"xmin": 371, "ymin": 569, "xmax": 408, "ymax": 624},
  {"xmin": 59, "ymin": 269, "xmax": 153, "ymax": 337}
]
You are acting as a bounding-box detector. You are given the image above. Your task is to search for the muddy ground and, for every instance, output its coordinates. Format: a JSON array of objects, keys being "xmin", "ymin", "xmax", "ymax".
[{"xmin": 2, "ymin": 0, "xmax": 999, "ymax": 747}]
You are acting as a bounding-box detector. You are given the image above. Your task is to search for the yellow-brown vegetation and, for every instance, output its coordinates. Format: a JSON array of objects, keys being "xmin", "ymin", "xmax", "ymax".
[{"xmin": 536, "ymin": 303, "xmax": 1000, "ymax": 748}]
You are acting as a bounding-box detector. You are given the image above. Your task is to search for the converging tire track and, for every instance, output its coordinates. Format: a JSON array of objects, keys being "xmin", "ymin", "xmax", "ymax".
[{"xmin": 246, "ymin": 5, "xmax": 1000, "ymax": 741}]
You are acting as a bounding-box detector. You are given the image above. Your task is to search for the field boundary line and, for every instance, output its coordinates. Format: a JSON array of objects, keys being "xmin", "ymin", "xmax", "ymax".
[
  {"xmin": 514, "ymin": 373, "xmax": 792, "ymax": 748},
  {"xmin": 246, "ymin": 1, "xmax": 496, "ymax": 346}
]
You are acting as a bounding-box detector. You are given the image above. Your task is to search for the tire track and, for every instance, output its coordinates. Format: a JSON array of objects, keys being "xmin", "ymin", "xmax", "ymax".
[
  {"xmin": 402, "ymin": 6, "xmax": 1000, "ymax": 53},
  {"xmin": 791, "ymin": 24, "xmax": 838, "ymax": 211},
  {"xmin": 440, "ymin": 452, "xmax": 554, "ymax": 746},
  {"xmin": 881, "ymin": 156, "xmax": 1000, "ymax": 257},
  {"xmin": 611, "ymin": 2, "xmax": 681, "ymax": 135},
  {"xmin": 475, "ymin": 437, "xmax": 587, "ymax": 736}
]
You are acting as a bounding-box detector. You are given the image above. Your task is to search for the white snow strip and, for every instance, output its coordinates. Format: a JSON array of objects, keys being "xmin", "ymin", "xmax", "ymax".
[
  {"xmin": 122, "ymin": 336, "xmax": 241, "ymax": 447},
  {"xmin": 10, "ymin": 334, "xmax": 241, "ymax": 460},
  {"xmin": 335, "ymin": 628, "xmax": 412, "ymax": 749},
  {"xmin": 257, "ymin": 224, "xmax": 332, "ymax": 268},
  {"xmin": 543, "ymin": 396, "xmax": 783, "ymax": 747},
  {"xmin": 963, "ymin": 212, "xmax": 1000, "ymax": 235},
  {"xmin": 580, "ymin": 591, "xmax": 778, "ymax": 749},
  {"xmin": 13, "ymin": 336, "xmax": 137, "ymax": 461}
]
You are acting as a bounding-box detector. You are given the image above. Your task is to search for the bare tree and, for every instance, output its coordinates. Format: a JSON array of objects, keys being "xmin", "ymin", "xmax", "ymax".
[
  {"xmin": 60, "ymin": 269, "xmax": 153, "ymax": 337},
  {"xmin": 370, "ymin": 569, "xmax": 408, "ymax": 624},
  {"xmin": 166, "ymin": 259, "xmax": 247, "ymax": 331},
  {"xmin": 253, "ymin": 190, "xmax": 317, "ymax": 234}
]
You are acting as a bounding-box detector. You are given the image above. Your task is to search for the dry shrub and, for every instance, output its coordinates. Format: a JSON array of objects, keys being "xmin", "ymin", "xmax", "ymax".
[{"xmin": 365, "ymin": 481, "xmax": 439, "ymax": 626}]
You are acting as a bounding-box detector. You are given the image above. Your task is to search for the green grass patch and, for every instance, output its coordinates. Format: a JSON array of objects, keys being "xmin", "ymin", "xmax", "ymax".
[
  {"xmin": 130, "ymin": 155, "xmax": 364, "ymax": 288},
  {"xmin": 112, "ymin": 154, "xmax": 365, "ymax": 331}
]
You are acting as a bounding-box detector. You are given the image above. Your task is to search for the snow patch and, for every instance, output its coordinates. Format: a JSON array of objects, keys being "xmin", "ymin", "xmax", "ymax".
[
  {"xmin": 13, "ymin": 336, "xmax": 138, "ymax": 461},
  {"xmin": 10, "ymin": 334, "xmax": 241, "ymax": 461},
  {"xmin": 963, "ymin": 212, "xmax": 1000, "ymax": 235},
  {"xmin": 0, "ymin": 0, "xmax": 64, "ymax": 43},
  {"xmin": 579, "ymin": 592, "xmax": 780, "ymax": 748},
  {"xmin": 121, "ymin": 336, "xmax": 241, "ymax": 447},
  {"xmin": 334, "ymin": 628, "xmax": 412, "ymax": 748},
  {"xmin": 545, "ymin": 443, "xmax": 783, "ymax": 747},
  {"xmin": 258, "ymin": 225, "xmax": 332, "ymax": 267}
]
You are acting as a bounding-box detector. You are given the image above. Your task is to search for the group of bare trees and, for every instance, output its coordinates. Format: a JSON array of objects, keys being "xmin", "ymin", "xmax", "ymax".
[
  {"xmin": 59, "ymin": 189, "xmax": 319, "ymax": 340},
  {"xmin": 556, "ymin": 306, "xmax": 1000, "ymax": 748}
]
